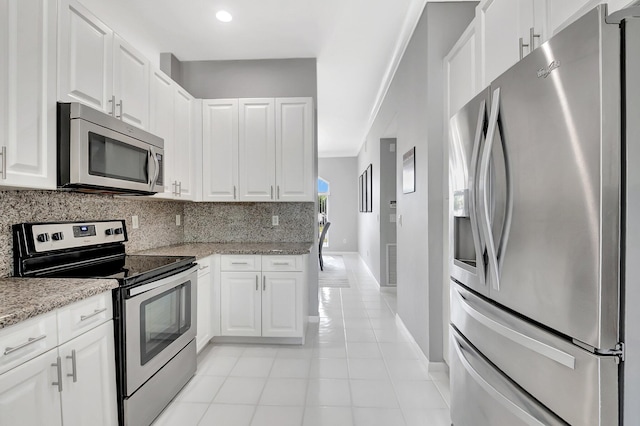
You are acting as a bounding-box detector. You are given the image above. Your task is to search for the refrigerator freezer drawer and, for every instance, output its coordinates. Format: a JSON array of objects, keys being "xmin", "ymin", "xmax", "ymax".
[
  {"xmin": 450, "ymin": 282, "xmax": 618, "ymax": 425},
  {"xmin": 450, "ymin": 326, "xmax": 566, "ymax": 426}
]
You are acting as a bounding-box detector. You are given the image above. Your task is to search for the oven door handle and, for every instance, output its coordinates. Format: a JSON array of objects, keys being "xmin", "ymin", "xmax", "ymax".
[{"xmin": 128, "ymin": 265, "xmax": 198, "ymax": 297}]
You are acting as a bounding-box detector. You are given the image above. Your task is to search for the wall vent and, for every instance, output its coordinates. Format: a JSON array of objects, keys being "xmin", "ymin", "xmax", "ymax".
[{"xmin": 386, "ymin": 243, "xmax": 397, "ymax": 285}]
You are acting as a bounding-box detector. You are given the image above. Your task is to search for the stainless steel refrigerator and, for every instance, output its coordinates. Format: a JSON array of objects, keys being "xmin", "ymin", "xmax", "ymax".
[{"xmin": 448, "ymin": 5, "xmax": 640, "ymax": 425}]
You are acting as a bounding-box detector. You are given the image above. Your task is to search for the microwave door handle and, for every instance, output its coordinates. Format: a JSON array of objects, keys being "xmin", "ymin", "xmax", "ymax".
[
  {"xmin": 149, "ymin": 148, "xmax": 160, "ymax": 191},
  {"xmin": 468, "ymin": 99, "xmax": 488, "ymax": 287},
  {"xmin": 479, "ymin": 87, "xmax": 501, "ymax": 291}
]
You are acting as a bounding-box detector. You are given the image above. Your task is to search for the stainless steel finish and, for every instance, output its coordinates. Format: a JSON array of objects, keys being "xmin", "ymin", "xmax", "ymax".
[
  {"xmin": 108, "ymin": 95, "xmax": 115, "ymax": 115},
  {"xmin": 124, "ymin": 340, "xmax": 196, "ymax": 426},
  {"xmin": 487, "ymin": 7, "xmax": 620, "ymax": 349},
  {"xmin": 529, "ymin": 27, "xmax": 540, "ymax": 52},
  {"xmin": 0, "ymin": 146, "xmax": 6, "ymax": 180},
  {"xmin": 233, "ymin": 185, "xmax": 237, "ymax": 199},
  {"xmin": 125, "ymin": 268, "xmax": 197, "ymax": 394},
  {"xmin": 449, "ymin": 326, "xmax": 565, "ymax": 426},
  {"xmin": 51, "ymin": 356, "xmax": 63, "ymax": 392},
  {"xmin": 277, "ymin": 185, "xmax": 280, "ymax": 199},
  {"xmin": 171, "ymin": 181, "xmax": 177, "ymax": 196},
  {"xmin": 270, "ymin": 185, "xmax": 274, "ymax": 199},
  {"xmin": 519, "ymin": 37, "xmax": 528, "ymax": 59},
  {"xmin": 116, "ymin": 100, "xmax": 123, "ymax": 119},
  {"xmin": 624, "ymin": 15, "xmax": 640, "ymax": 423},
  {"xmin": 232, "ymin": 262, "xmax": 249, "ymax": 265},
  {"xmin": 178, "ymin": 181, "xmax": 182, "ymax": 196},
  {"xmin": 129, "ymin": 265, "xmax": 197, "ymax": 297},
  {"xmin": 452, "ymin": 189, "xmax": 470, "ymax": 217},
  {"xmin": 451, "ymin": 282, "xmax": 618, "ymax": 425},
  {"xmin": 3, "ymin": 334, "xmax": 47, "ymax": 355},
  {"xmin": 150, "ymin": 146, "xmax": 160, "ymax": 192},
  {"xmin": 263, "ymin": 275, "xmax": 266, "ymax": 291},
  {"xmin": 66, "ymin": 349, "xmax": 77, "ymax": 382},
  {"xmin": 272, "ymin": 262, "xmax": 290, "ymax": 266},
  {"xmin": 198, "ymin": 265, "xmax": 209, "ymax": 271},
  {"xmin": 30, "ymin": 220, "xmax": 126, "ymax": 253},
  {"xmin": 80, "ymin": 308, "xmax": 107, "ymax": 322},
  {"xmin": 256, "ymin": 275, "xmax": 258, "ymax": 291}
]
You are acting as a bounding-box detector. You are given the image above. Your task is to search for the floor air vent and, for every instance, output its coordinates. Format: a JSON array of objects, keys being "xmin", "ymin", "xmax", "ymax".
[{"xmin": 386, "ymin": 243, "xmax": 397, "ymax": 285}]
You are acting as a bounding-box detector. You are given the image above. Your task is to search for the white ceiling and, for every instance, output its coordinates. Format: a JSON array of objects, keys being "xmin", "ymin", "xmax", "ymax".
[{"xmin": 79, "ymin": 0, "xmax": 434, "ymax": 157}]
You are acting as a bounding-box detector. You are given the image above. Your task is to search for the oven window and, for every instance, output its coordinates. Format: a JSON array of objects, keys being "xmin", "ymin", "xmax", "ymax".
[
  {"xmin": 89, "ymin": 132, "xmax": 149, "ymax": 183},
  {"xmin": 139, "ymin": 282, "xmax": 191, "ymax": 365}
]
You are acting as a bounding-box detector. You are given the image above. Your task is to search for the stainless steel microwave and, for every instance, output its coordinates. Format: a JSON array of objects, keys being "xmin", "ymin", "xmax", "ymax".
[{"xmin": 57, "ymin": 102, "xmax": 164, "ymax": 195}]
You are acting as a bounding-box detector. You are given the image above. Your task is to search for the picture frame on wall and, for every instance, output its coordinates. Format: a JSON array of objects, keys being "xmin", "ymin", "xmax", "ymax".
[
  {"xmin": 358, "ymin": 174, "xmax": 364, "ymax": 212},
  {"xmin": 363, "ymin": 169, "xmax": 368, "ymax": 213},
  {"xmin": 403, "ymin": 147, "xmax": 416, "ymax": 194},
  {"xmin": 366, "ymin": 163, "xmax": 373, "ymax": 212}
]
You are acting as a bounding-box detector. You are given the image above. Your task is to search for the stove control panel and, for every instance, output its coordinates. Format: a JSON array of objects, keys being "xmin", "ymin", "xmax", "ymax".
[{"xmin": 28, "ymin": 220, "xmax": 127, "ymax": 252}]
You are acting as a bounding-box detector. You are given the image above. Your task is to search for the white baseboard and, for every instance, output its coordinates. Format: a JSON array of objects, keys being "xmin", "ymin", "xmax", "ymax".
[
  {"xmin": 394, "ymin": 312, "xmax": 449, "ymax": 374},
  {"xmin": 323, "ymin": 251, "xmax": 358, "ymax": 255}
]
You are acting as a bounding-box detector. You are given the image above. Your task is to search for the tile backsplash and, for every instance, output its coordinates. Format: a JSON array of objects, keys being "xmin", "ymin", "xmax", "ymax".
[{"xmin": 0, "ymin": 190, "xmax": 314, "ymax": 277}]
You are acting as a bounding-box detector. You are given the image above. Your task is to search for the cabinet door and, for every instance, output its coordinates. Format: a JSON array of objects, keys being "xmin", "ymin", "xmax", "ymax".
[
  {"xmin": 202, "ymin": 99, "xmax": 239, "ymax": 201},
  {"xmin": 149, "ymin": 68, "xmax": 175, "ymax": 199},
  {"xmin": 58, "ymin": 0, "xmax": 113, "ymax": 112},
  {"xmin": 0, "ymin": 0, "xmax": 56, "ymax": 189},
  {"xmin": 478, "ymin": 0, "xmax": 537, "ymax": 85},
  {"xmin": 239, "ymin": 99, "xmax": 275, "ymax": 201},
  {"xmin": 0, "ymin": 349, "xmax": 62, "ymax": 426},
  {"xmin": 220, "ymin": 272, "xmax": 261, "ymax": 337},
  {"xmin": 262, "ymin": 272, "xmax": 303, "ymax": 338},
  {"xmin": 275, "ymin": 98, "xmax": 314, "ymax": 201},
  {"xmin": 113, "ymin": 35, "xmax": 149, "ymax": 129},
  {"xmin": 59, "ymin": 321, "xmax": 117, "ymax": 426},
  {"xmin": 174, "ymin": 86, "xmax": 195, "ymax": 199},
  {"xmin": 196, "ymin": 271, "xmax": 212, "ymax": 352}
]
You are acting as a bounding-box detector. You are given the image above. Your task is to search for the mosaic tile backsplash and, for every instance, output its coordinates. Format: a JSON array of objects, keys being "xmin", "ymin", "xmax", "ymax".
[{"xmin": 0, "ymin": 190, "xmax": 314, "ymax": 277}]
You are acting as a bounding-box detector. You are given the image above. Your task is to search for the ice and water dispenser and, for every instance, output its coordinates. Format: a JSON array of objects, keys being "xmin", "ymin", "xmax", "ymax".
[{"xmin": 452, "ymin": 189, "xmax": 476, "ymax": 268}]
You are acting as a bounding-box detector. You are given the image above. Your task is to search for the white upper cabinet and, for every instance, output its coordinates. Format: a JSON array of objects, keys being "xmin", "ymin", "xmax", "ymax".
[
  {"xmin": 0, "ymin": 0, "xmax": 57, "ymax": 190},
  {"xmin": 202, "ymin": 99, "xmax": 239, "ymax": 202},
  {"xmin": 239, "ymin": 98, "xmax": 276, "ymax": 201},
  {"xmin": 58, "ymin": 0, "xmax": 149, "ymax": 130},
  {"xmin": 275, "ymin": 98, "xmax": 314, "ymax": 202},
  {"xmin": 477, "ymin": 0, "xmax": 546, "ymax": 86},
  {"xmin": 547, "ymin": 0, "xmax": 635, "ymax": 35},
  {"xmin": 112, "ymin": 35, "xmax": 149, "ymax": 129},
  {"xmin": 174, "ymin": 86, "xmax": 196, "ymax": 199},
  {"xmin": 150, "ymin": 69, "xmax": 176, "ymax": 199}
]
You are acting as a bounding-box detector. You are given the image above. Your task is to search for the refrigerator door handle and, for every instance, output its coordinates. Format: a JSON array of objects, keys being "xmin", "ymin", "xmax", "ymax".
[
  {"xmin": 453, "ymin": 287, "xmax": 576, "ymax": 369},
  {"xmin": 479, "ymin": 87, "xmax": 502, "ymax": 291},
  {"xmin": 452, "ymin": 330, "xmax": 559, "ymax": 426},
  {"xmin": 469, "ymin": 99, "xmax": 488, "ymax": 287}
]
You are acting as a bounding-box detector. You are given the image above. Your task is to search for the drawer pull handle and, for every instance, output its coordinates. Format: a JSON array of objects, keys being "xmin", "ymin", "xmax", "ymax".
[
  {"xmin": 272, "ymin": 262, "xmax": 290, "ymax": 266},
  {"xmin": 80, "ymin": 308, "xmax": 107, "ymax": 322},
  {"xmin": 198, "ymin": 265, "xmax": 210, "ymax": 270},
  {"xmin": 4, "ymin": 334, "xmax": 47, "ymax": 356},
  {"xmin": 231, "ymin": 262, "xmax": 249, "ymax": 265},
  {"xmin": 51, "ymin": 356, "xmax": 63, "ymax": 392}
]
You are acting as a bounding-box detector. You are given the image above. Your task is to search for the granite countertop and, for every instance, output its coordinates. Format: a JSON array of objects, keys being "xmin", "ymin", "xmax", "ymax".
[
  {"xmin": 133, "ymin": 242, "xmax": 314, "ymax": 259},
  {"xmin": 0, "ymin": 277, "xmax": 118, "ymax": 329}
]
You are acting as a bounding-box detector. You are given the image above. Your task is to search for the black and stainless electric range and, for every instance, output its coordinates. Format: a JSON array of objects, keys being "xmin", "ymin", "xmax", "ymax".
[{"xmin": 13, "ymin": 220, "xmax": 198, "ymax": 426}]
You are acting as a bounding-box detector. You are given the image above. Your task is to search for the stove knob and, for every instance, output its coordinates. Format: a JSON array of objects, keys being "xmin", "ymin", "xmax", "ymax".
[
  {"xmin": 36, "ymin": 233, "xmax": 49, "ymax": 243},
  {"xmin": 51, "ymin": 232, "xmax": 64, "ymax": 241},
  {"xmin": 105, "ymin": 228, "xmax": 114, "ymax": 236},
  {"xmin": 114, "ymin": 228, "xmax": 124, "ymax": 235}
]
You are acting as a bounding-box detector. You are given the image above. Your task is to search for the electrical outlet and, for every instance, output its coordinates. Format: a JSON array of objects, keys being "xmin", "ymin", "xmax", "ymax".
[
  {"xmin": 176, "ymin": 214, "xmax": 181, "ymax": 226},
  {"xmin": 132, "ymin": 215, "xmax": 139, "ymax": 229},
  {"xmin": 272, "ymin": 215, "xmax": 279, "ymax": 226}
]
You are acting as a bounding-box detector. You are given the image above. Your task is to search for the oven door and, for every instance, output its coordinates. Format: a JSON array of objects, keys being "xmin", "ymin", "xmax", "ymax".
[
  {"xmin": 70, "ymin": 118, "xmax": 163, "ymax": 193},
  {"xmin": 124, "ymin": 266, "xmax": 197, "ymax": 395}
]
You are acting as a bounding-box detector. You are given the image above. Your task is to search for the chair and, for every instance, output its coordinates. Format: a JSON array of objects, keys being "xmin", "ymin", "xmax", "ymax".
[{"xmin": 318, "ymin": 222, "xmax": 331, "ymax": 271}]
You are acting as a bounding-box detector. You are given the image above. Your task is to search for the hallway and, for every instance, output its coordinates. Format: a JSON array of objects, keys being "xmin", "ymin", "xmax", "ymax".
[{"xmin": 153, "ymin": 253, "xmax": 450, "ymax": 426}]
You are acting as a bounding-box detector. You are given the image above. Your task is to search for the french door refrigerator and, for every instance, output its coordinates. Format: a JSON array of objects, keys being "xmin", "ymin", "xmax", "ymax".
[{"xmin": 448, "ymin": 5, "xmax": 640, "ymax": 425}]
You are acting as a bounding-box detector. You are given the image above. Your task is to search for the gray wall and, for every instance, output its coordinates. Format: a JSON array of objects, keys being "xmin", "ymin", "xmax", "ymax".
[
  {"xmin": 379, "ymin": 139, "xmax": 397, "ymax": 286},
  {"xmin": 176, "ymin": 58, "xmax": 317, "ymax": 100},
  {"xmin": 318, "ymin": 157, "xmax": 358, "ymax": 252},
  {"xmin": 358, "ymin": 2, "xmax": 476, "ymax": 361}
]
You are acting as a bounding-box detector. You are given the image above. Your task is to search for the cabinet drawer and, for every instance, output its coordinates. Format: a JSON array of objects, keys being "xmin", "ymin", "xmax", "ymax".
[
  {"xmin": 262, "ymin": 255, "xmax": 302, "ymax": 272},
  {"xmin": 221, "ymin": 255, "xmax": 261, "ymax": 271},
  {"xmin": 57, "ymin": 292, "xmax": 113, "ymax": 345},
  {"xmin": 197, "ymin": 256, "xmax": 212, "ymax": 277},
  {"xmin": 0, "ymin": 311, "xmax": 58, "ymax": 375}
]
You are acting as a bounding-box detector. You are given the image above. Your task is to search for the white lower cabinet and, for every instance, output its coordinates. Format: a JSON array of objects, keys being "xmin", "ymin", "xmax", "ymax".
[
  {"xmin": 0, "ymin": 293, "xmax": 117, "ymax": 426},
  {"xmin": 219, "ymin": 255, "xmax": 305, "ymax": 339},
  {"xmin": 196, "ymin": 256, "xmax": 213, "ymax": 352}
]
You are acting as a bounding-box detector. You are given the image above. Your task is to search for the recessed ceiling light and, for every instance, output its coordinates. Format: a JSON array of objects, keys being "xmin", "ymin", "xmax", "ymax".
[{"xmin": 216, "ymin": 10, "xmax": 232, "ymax": 23}]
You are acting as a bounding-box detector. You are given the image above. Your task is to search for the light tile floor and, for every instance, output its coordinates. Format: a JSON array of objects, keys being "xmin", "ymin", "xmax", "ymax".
[{"xmin": 153, "ymin": 254, "xmax": 451, "ymax": 426}]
